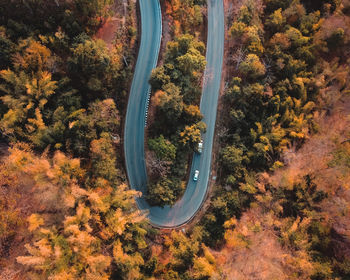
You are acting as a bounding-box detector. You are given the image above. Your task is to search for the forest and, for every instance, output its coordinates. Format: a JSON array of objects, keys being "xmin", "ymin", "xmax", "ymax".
[{"xmin": 1, "ymin": 0, "xmax": 350, "ymax": 279}]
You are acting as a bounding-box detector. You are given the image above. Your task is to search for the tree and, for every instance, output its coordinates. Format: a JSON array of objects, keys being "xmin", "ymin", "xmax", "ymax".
[
  {"xmin": 165, "ymin": 0, "xmax": 203, "ymax": 34},
  {"xmin": 87, "ymin": 98, "xmax": 120, "ymax": 135},
  {"xmin": 158, "ymin": 226, "xmax": 216, "ymax": 278},
  {"xmin": 150, "ymin": 66, "xmax": 171, "ymax": 90},
  {"xmin": 238, "ymin": 5, "xmax": 253, "ymax": 24},
  {"xmin": 230, "ymin": 22, "xmax": 247, "ymax": 39},
  {"xmin": 90, "ymin": 132, "xmax": 119, "ymax": 184},
  {"xmin": 148, "ymin": 135, "xmax": 176, "ymax": 162},
  {"xmin": 220, "ymin": 146, "xmax": 247, "ymax": 173},
  {"xmin": 17, "ymin": 225, "xmax": 112, "ymax": 279},
  {"xmin": 0, "ymin": 69, "xmax": 57, "ymax": 146},
  {"xmin": 154, "ymin": 85, "xmax": 184, "ymax": 132},
  {"xmin": 68, "ymin": 38, "xmax": 122, "ymax": 100},
  {"xmin": 285, "ymin": 27, "xmax": 309, "ymax": 47},
  {"xmin": 191, "ymin": 246, "xmax": 216, "ymax": 279},
  {"xmin": 147, "ymin": 178, "xmax": 176, "ymax": 206},
  {"xmin": 183, "ymin": 104, "xmax": 202, "ymax": 123},
  {"xmin": 12, "ymin": 39, "xmax": 53, "ymax": 73},
  {"xmin": 147, "ymin": 151, "xmax": 170, "ymax": 178},
  {"xmin": 265, "ymin": 8, "xmax": 285, "ymax": 32},
  {"xmin": 0, "ymin": 40, "xmax": 71, "ymax": 148},
  {"xmin": 165, "ymin": 34, "xmax": 206, "ymax": 81},
  {"xmin": 164, "ymin": 229, "xmax": 201, "ymax": 271},
  {"xmin": 176, "ymin": 46, "xmax": 206, "ymax": 76},
  {"xmin": 239, "ymin": 54, "xmax": 266, "ymax": 79},
  {"xmin": 179, "ymin": 122, "xmax": 206, "ymax": 148},
  {"xmin": 72, "ymin": 0, "xmax": 114, "ymax": 30},
  {"xmin": 61, "ymin": 98, "xmax": 119, "ymax": 157},
  {"xmin": 264, "ymin": 0, "xmax": 293, "ymax": 14}
]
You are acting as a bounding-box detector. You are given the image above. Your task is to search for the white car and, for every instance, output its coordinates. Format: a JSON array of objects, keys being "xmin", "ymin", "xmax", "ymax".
[
  {"xmin": 193, "ymin": 170, "xmax": 199, "ymax": 181},
  {"xmin": 197, "ymin": 140, "xmax": 203, "ymax": 153}
]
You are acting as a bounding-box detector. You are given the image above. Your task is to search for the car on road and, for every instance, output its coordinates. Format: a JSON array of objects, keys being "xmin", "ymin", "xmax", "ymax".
[
  {"xmin": 197, "ymin": 140, "xmax": 203, "ymax": 153},
  {"xmin": 193, "ymin": 170, "xmax": 199, "ymax": 181}
]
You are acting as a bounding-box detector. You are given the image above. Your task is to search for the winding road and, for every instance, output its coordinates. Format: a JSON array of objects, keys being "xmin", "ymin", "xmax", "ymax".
[{"xmin": 124, "ymin": 0, "xmax": 224, "ymax": 227}]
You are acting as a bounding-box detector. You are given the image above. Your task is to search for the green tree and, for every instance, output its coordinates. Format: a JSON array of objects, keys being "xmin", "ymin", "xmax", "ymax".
[
  {"xmin": 150, "ymin": 66, "xmax": 171, "ymax": 91},
  {"xmin": 230, "ymin": 22, "xmax": 247, "ymax": 39},
  {"xmin": 90, "ymin": 132, "xmax": 119, "ymax": 184},
  {"xmin": 176, "ymin": 46, "xmax": 206, "ymax": 76},
  {"xmin": 68, "ymin": 38, "xmax": 122, "ymax": 101},
  {"xmin": 62, "ymin": 98, "xmax": 119, "ymax": 156},
  {"xmin": 148, "ymin": 135, "xmax": 176, "ymax": 162},
  {"xmin": 239, "ymin": 54, "xmax": 266, "ymax": 79},
  {"xmin": 220, "ymin": 145, "xmax": 249, "ymax": 183},
  {"xmin": 153, "ymin": 85, "xmax": 184, "ymax": 134},
  {"xmin": 265, "ymin": 8, "xmax": 285, "ymax": 32},
  {"xmin": 165, "ymin": 34, "xmax": 206, "ymax": 81},
  {"xmin": 147, "ymin": 178, "xmax": 176, "ymax": 206},
  {"xmin": 286, "ymin": 27, "xmax": 309, "ymax": 47}
]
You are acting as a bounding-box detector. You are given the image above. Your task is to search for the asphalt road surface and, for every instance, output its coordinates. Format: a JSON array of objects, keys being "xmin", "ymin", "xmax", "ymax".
[{"xmin": 124, "ymin": 0, "xmax": 224, "ymax": 227}]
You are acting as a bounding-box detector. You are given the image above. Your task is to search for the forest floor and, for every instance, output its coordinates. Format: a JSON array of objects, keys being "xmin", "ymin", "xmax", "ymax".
[
  {"xmin": 95, "ymin": 1, "xmax": 122, "ymax": 48},
  {"xmin": 95, "ymin": 17, "xmax": 119, "ymax": 48}
]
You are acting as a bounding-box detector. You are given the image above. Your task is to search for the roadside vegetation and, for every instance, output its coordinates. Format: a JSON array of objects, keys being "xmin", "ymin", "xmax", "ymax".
[
  {"xmin": 147, "ymin": 34, "xmax": 206, "ymax": 206},
  {"xmin": 146, "ymin": 0, "xmax": 207, "ymax": 206}
]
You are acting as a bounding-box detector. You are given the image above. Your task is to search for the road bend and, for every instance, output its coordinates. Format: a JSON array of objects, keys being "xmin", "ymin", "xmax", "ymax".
[{"xmin": 124, "ymin": 0, "xmax": 224, "ymax": 227}]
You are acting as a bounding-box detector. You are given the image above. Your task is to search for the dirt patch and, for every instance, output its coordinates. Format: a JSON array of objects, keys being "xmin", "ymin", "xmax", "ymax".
[
  {"xmin": 94, "ymin": 0, "xmax": 126, "ymax": 48},
  {"xmin": 95, "ymin": 17, "xmax": 120, "ymax": 48},
  {"xmin": 158, "ymin": 0, "xmax": 172, "ymax": 64}
]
